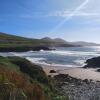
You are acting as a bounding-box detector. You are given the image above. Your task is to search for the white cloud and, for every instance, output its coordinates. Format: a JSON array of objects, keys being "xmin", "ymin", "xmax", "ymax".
[
  {"xmin": 20, "ymin": 11, "xmax": 100, "ymax": 20},
  {"xmin": 47, "ymin": 10, "xmax": 99, "ymax": 17},
  {"xmin": 20, "ymin": 0, "xmax": 100, "ymax": 19}
]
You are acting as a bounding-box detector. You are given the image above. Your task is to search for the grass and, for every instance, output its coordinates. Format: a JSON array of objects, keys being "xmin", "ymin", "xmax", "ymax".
[
  {"xmin": 0, "ymin": 32, "xmax": 73, "ymax": 52},
  {"xmin": 0, "ymin": 32, "xmax": 50, "ymax": 52},
  {"xmin": 0, "ymin": 56, "xmax": 69, "ymax": 100}
]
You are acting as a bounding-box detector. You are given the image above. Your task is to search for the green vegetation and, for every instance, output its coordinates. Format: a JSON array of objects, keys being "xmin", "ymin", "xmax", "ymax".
[
  {"xmin": 0, "ymin": 32, "xmax": 73, "ymax": 52},
  {"xmin": 0, "ymin": 56, "xmax": 69, "ymax": 100},
  {"xmin": 0, "ymin": 32, "xmax": 51, "ymax": 52}
]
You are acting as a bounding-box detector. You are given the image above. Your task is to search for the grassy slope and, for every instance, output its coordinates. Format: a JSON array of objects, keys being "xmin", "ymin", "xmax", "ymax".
[
  {"xmin": 0, "ymin": 32, "xmax": 74, "ymax": 52},
  {"xmin": 0, "ymin": 32, "xmax": 47, "ymax": 48},
  {"xmin": 0, "ymin": 32, "xmax": 53, "ymax": 46},
  {"xmin": 0, "ymin": 56, "xmax": 68, "ymax": 100}
]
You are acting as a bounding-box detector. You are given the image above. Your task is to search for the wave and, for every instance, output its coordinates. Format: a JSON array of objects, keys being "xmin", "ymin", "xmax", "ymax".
[
  {"xmin": 46, "ymin": 50, "xmax": 100, "ymax": 56},
  {"xmin": 7, "ymin": 51, "xmax": 38, "ymax": 57},
  {"xmin": 1, "ymin": 49, "xmax": 99, "ymax": 57},
  {"xmin": 73, "ymin": 59, "xmax": 86, "ymax": 66},
  {"xmin": 26, "ymin": 57, "xmax": 81, "ymax": 68},
  {"xmin": 0, "ymin": 52, "xmax": 16, "ymax": 57},
  {"xmin": 0, "ymin": 46, "xmax": 100, "ymax": 68},
  {"xmin": 26, "ymin": 57, "xmax": 46, "ymax": 62}
]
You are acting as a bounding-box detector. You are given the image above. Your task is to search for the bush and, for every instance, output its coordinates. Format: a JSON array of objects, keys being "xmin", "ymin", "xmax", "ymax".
[
  {"xmin": 0, "ymin": 56, "xmax": 69, "ymax": 100},
  {"xmin": 8, "ymin": 57, "xmax": 49, "ymax": 85}
]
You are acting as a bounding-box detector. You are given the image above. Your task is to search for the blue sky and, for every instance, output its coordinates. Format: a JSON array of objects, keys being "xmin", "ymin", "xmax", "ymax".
[{"xmin": 0, "ymin": 0, "xmax": 100, "ymax": 43}]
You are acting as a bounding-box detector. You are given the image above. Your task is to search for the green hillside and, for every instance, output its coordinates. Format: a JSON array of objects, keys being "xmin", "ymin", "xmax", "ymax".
[
  {"xmin": 0, "ymin": 32, "xmax": 46, "ymax": 47},
  {"xmin": 0, "ymin": 32, "xmax": 74, "ymax": 52}
]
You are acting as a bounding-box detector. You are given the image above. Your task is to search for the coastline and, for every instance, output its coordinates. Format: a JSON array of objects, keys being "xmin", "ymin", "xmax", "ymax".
[{"xmin": 42, "ymin": 65, "xmax": 100, "ymax": 81}]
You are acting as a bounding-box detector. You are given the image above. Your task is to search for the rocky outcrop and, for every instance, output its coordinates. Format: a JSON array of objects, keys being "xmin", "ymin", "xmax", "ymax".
[
  {"xmin": 97, "ymin": 68, "xmax": 100, "ymax": 72},
  {"xmin": 0, "ymin": 46, "xmax": 52, "ymax": 52},
  {"xmin": 49, "ymin": 70, "xmax": 56, "ymax": 73},
  {"xmin": 84, "ymin": 56, "xmax": 100, "ymax": 68},
  {"xmin": 32, "ymin": 46, "xmax": 52, "ymax": 51}
]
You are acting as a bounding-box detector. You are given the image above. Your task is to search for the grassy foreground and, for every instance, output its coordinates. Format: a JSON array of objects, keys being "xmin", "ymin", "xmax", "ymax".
[{"xmin": 0, "ymin": 56, "xmax": 68, "ymax": 100}]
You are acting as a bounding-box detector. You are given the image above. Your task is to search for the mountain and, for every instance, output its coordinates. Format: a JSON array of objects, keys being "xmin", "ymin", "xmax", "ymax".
[
  {"xmin": 0, "ymin": 32, "xmax": 51, "ymax": 52},
  {"xmin": 1, "ymin": 32, "xmax": 99, "ymax": 52},
  {"xmin": 43, "ymin": 37, "xmax": 100, "ymax": 46},
  {"xmin": 71, "ymin": 41, "xmax": 100, "ymax": 46},
  {"xmin": 41, "ymin": 37, "xmax": 100, "ymax": 46},
  {"xmin": 41, "ymin": 37, "xmax": 67, "ymax": 43},
  {"xmin": 0, "ymin": 32, "xmax": 74, "ymax": 52},
  {"xmin": 41, "ymin": 37, "xmax": 76, "ymax": 47},
  {"xmin": 54, "ymin": 38, "xmax": 68, "ymax": 43},
  {"xmin": 41, "ymin": 37, "xmax": 53, "ymax": 41}
]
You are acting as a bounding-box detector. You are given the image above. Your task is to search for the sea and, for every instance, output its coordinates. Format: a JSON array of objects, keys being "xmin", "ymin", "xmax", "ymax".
[{"xmin": 0, "ymin": 46, "xmax": 100, "ymax": 68}]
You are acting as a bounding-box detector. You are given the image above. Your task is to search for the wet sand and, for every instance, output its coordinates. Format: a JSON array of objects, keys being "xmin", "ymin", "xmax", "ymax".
[{"xmin": 42, "ymin": 66, "xmax": 100, "ymax": 81}]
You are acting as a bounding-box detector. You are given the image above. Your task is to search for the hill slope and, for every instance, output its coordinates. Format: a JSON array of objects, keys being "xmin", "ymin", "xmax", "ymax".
[
  {"xmin": 0, "ymin": 56, "xmax": 69, "ymax": 100},
  {"xmin": 0, "ymin": 32, "xmax": 74, "ymax": 52},
  {"xmin": 70, "ymin": 41, "xmax": 100, "ymax": 46}
]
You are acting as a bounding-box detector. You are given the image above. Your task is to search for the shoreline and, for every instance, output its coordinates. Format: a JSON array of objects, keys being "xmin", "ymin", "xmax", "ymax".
[{"xmin": 42, "ymin": 65, "xmax": 100, "ymax": 81}]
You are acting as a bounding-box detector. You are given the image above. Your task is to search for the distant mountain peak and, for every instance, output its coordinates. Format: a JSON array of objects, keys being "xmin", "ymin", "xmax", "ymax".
[
  {"xmin": 71, "ymin": 41, "xmax": 100, "ymax": 46},
  {"xmin": 54, "ymin": 38, "xmax": 67, "ymax": 43},
  {"xmin": 41, "ymin": 37, "xmax": 67, "ymax": 43},
  {"xmin": 41, "ymin": 37, "xmax": 52, "ymax": 41}
]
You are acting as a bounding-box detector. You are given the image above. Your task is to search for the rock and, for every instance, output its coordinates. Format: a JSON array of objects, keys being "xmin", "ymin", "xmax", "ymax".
[
  {"xmin": 33, "ymin": 46, "xmax": 52, "ymax": 51},
  {"xmin": 84, "ymin": 56, "xmax": 100, "ymax": 68},
  {"xmin": 90, "ymin": 79, "xmax": 93, "ymax": 82},
  {"xmin": 53, "ymin": 73, "xmax": 100, "ymax": 100},
  {"xmin": 48, "ymin": 75, "xmax": 51, "ymax": 78},
  {"xmin": 97, "ymin": 69, "xmax": 100, "ymax": 72},
  {"xmin": 49, "ymin": 70, "xmax": 56, "ymax": 73},
  {"xmin": 0, "ymin": 46, "xmax": 52, "ymax": 52},
  {"xmin": 83, "ymin": 79, "xmax": 89, "ymax": 84},
  {"xmin": 54, "ymin": 74, "xmax": 69, "ymax": 81}
]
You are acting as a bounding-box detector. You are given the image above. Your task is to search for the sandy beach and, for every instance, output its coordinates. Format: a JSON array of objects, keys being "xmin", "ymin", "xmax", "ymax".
[{"xmin": 42, "ymin": 66, "xmax": 100, "ymax": 81}]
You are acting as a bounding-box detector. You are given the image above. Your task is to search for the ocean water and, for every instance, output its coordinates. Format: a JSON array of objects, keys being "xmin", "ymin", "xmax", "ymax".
[{"xmin": 0, "ymin": 46, "xmax": 100, "ymax": 68}]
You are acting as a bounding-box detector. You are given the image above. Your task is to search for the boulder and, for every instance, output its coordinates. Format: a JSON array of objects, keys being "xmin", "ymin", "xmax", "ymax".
[
  {"xmin": 84, "ymin": 56, "xmax": 100, "ymax": 68},
  {"xmin": 49, "ymin": 70, "xmax": 56, "ymax": 73},
  {"xmin": 97, "ymin": 69, "xmax": 100, "ymax": 72}
]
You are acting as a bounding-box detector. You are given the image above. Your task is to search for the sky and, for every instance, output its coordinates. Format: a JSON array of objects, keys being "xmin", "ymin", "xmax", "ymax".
[{"xmin": 0, "ymin": 0, "xmax": 100, "ymax": 43}]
